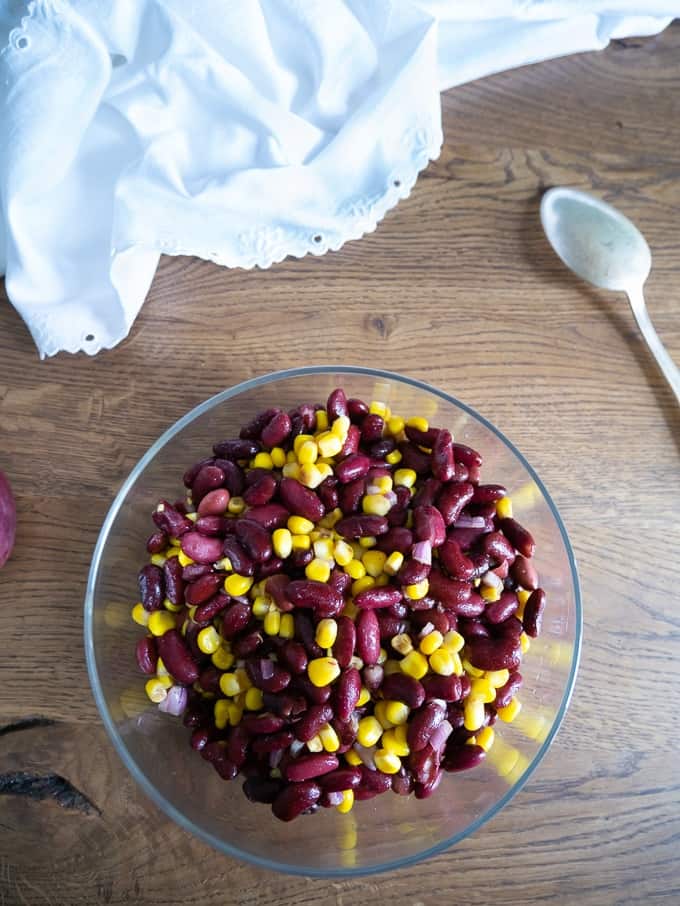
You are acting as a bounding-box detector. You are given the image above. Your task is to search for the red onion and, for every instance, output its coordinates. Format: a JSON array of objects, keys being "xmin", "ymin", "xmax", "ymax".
[
  {"xmin": 269, "ymin": 749, "xmax": 283, "ymax": 769},
  {"xmin": 481, "ymin": 570, "xmax": 503, "ymax": 590},
  {"xmin": 429, "ymin": 719, "xmax": 453, "ymax": 754},
  {"xmin": 157, "ymin": 685, "xmax": 188, "ymax": 716},
  {"xmin": 453, "ymin": 515, "xmax": 485, "ymax": 529},
  {"xmin": 355, "ymin": 744, "xmax": 376, "ymax": 770},
  {"xmin": 418, "ymin": 622, "xmax": 435, "ymax": 639},
  {"xmin": 412, "ymin": 540, "xmax": 432, "ymax": 565}
]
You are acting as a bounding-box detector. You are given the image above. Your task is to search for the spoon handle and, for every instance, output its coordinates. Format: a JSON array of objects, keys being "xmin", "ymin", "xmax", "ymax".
[{"xmin": 626, "ymin": 286, "xmax": 680, "ymax": 405}]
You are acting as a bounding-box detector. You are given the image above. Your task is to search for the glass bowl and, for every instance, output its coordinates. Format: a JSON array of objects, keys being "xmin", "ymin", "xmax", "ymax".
[{"xmin": 84, "ymin": 366, "xmax": 582, "ymax": 877}]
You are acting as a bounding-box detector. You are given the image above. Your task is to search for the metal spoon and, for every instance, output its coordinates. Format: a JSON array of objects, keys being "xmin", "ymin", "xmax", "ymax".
[{"xmin": 540, "ymin": 186, "xmax": 680, "ymax": 404}]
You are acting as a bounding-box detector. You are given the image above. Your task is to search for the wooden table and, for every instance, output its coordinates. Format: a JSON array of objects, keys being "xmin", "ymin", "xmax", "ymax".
[{"xmin": 1, "ymin": 22, "xmax": 679, "ymax": 906}]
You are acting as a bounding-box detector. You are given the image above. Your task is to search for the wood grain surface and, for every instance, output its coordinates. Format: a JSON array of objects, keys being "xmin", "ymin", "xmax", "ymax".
[{"xmin": 1, "ymin": 23, "xmax": 679, "ymax": 906}]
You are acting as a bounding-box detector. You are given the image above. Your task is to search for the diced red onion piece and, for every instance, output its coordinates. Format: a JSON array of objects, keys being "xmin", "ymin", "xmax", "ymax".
[
  {"xmin": 412, "ymin": 540, "xmax": 432, "ymax": 565},
  {"xmin": 157, "ymin": 685, "xmax": 188, "ymax": 716}
]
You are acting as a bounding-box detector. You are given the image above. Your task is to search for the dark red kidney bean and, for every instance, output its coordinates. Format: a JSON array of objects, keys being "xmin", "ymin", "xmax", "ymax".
[
  {"xmin": 362, "ymin": 664, "xmax": 384, "ymax": 693},
  {"xmin": 135, "ymin": 637, "xmax": 158, "ymax": 675},
  {"xmin": 483, "ymin": 531, "xmax": 516, "ymax": 564},
  {"xmin": 443, "ymin": 744, "xmax": 485, "ymax": 773},
  {"xmin": 448, "ymin": 526, "xmax": 486, "ymax": 551},
  {"xmin": 222, "ymin": 537, "xmax": 255, "ymax": 576},
  {"xmin": 192, "ymin": 465, "xmax": 226, "ymax": 504},
  {"xmin": 328, "ymin": 568, "xmax": 351, "ymax": 599},
  {"xmin": 360, "ymin": 414, "xmax": 384, "ymax": 443},
  {"xmin": 220, "ymin": 602, "xmax": 251, "ymax": 638},
  {"xmin": 283, "ymin": 753, "xmax": 339, "ymax": 782},
  {"xmin": 334, "ymin": 667, "xmax": 361, "ymax": 722},
  {"xmin": 293, "ymin": 612, "xmax": 323, "ymax": 658},
  {"xmin": 421, "ymin": 674, "xmax": 462, "ymax": 702},
  {"xmin": 243, "ymin": 776, "xmax": 284, "ymax": 804},
  {"xmin": 295, "ymin": 704, "xmax": 334, "ymax": 743},
  {"xmin": 244, "ymin": 467, "xmax": 270, "ymax": 488},
  {"xmin": 411, "ymin": 607, "xmax": 449, "ymax": 635},
  {"xmin": 392, "ymin": 769, "xmax": 414, "ymax": 796},
  {"xmin": 369, "ymin": 437, "xmax": 396, "ymax": 459},
  {"xmin": 407, "ymin": 701, "xmax": 446, "ymax": 752},
  {"xmin": 493, "ymin": 560, "xmax": 510, "ymax": 580},
  {"xmin": 414, "ymin": 505, "xmax": 446, "ymax": 548},
  {"xmin": 138, "ymin": 564, "xmax": 164, "ymax": 612},
  {"xmin": 523, "ymin": 588, "xmax": 546, "ymax": 637},
  {"xmin": 261, "ymin": 411, "xmax": 292, "ymax": 448},
  {"xmin": 468, "ymin": 635, "xmax": 521, "ymax": 671},
  {"xmin": 243, "ymin": 474, "xmax": 277, "ymax": 507},
  {"xmin": 162, "ymin": 556, "xmax": 184, "ymax": 606},
  {"xmin": 354, "ymin": 586, "xmax": 403, "ymax": 611},
  {"xmin": 212, "ymin": 755, "xmax": 239, "ymax": 781},
  {"xmin": 182, "ymin": 563, "xmax": 210, "ymax": 582},
  {"xmin": 375, "ymin": 526, "xmax": 413, "ymax": 554},
  {"xmin": 353, "ymin": 788, "xmax": 378, "ymax": 802},
  {"xmin": 241, "ymin": 713, "xmax": 286, "ymax": 735},
  {"xmin": 214, "ymin": 438, "xmax": 261, "ymax": 459},
  {"xmin": 317, "ymin": 478, "xmax": 339, "ymax": 511},
  {"xmin": 279, "ymin": 641, "xmax": 308, "ymax": 675},
  {"xmin": 452, "ymin": 443, "xmax": 482, "ymax": 468},
  {"xmin": 356, "ymin": 610, "xmax": 380, "ymax": 665},
  {"xmin": 318, "ymin": 767, "xmax": 361, "ymax": 793},
  {"xmin": 437, "ymin": 482, "xmax": 474, "ymax": 526},
  {"xmin": 378, "ymin": 615, "xmax": 407, "ymax": 640},
  {"xmin": 388, "ymin": 600, "xmax": 408, "ymax": 619},
  {"xmin": 197, "ymin": 488, "xmax": 230, "ymax": 517},
  {"xmin": 272, "ymin": 781, "xmax": 321, "ymax": 821},
  {"xmin": 485, "ymin": 591, "xmax": 519, "ymax": 625},
  {"xmin": 233, "ymin": 629, "xmax": 264, "ymax": 658},
  {"xmin": 497, "ymin": 615, "xmax": 523, "ymax": 639},
  {"xmin": 428, "ymin": 569, "xmax": 472, "ymax": 610},
  {"xmin": 255, "ymin": 557, "xmax": 285, "ymax": 580},
  {"xmin": 439, "ymin": 538, "xmax": 475, "ymax": 580},
  {"xmin": 235, "ymin": 519, "xmax": 272, "ymax": 563},
  {"xmin": 409, "ymin": 745, "xmax": 437, "ymax": 785},
  {"xmin": 339, "ymin": 478, "xmax": 365, "ymax": 514},
  {"xmin": 226, "ymin": 726, "xmax": 250, "ymax": 766},
  {"xmin": 399, "ymin": 442, "xmax": 431, "ymax": 474},
  {"xmin": 458, "ymin": 616, "xmax": 489, "ymax": 638},
  {"xmin": 190, "ymin": 728, "xmax": 211, "ymax": 751},
  {"xmin": 432, "ymin": 429, "xmax": 455, "ymax": 482},
  {"xmin": 290, "ymin": 675, "xmax": 331, "ymax": 705},
  {"xmin": 347, "ymin": 397, "xmax": 369, "ymax": 421},
  {"xmin": 183, "ymin": 457, "xmax": 215, "ymax": 488},
  {"xmin": 494, "ymin": 671, "xmax": 523, "ymax": 709},
  {"xmin": 338, "ymin": 424, "xmax": 361, "ymax": 458},
  {"xmin": 327, "ymin": 387, "xmax": 349, "ymax": 420},
  {"xmin": 511, "ymin": 555, "xmax": 539, "ymax": 590},
  {"xmin": 499, "ymin": 517, "xmax": 536, "ymax": 558},
  {"xmin": 333, "ymin": 616, "xmax": 356, "ymax": 669},
  {"xmin": 415, "ymin": 768, "xmax": 443, "ymax": 800},
  {"xmin": 198, "ymin": 666, "xmax": 221, "ymax": 693},
  {"xmin": 213, "ymin": 460, "xmax": 245, "ymax": 497},
  {"xmin": 471, "ymin": 483, "xmax": 506, "ymax": 504},
  {"xmin": 245, "ymin": 659, "xmax": 290, "ymax": 693},
  {"xmin": 404, "ymin": 424, "xmax": 439, "ymax": 448},
  {"xmin": 412, "ymin": 478, "xmax": 442, "ymax": 509},
  {"xmin": 146, "ymin": 531, "xmax": 167, "ymax": 554},
  {"xmin": 286, "ymin": 580, "xmax": 343, "ymax": 615},
  {"xmin": 263, "ymin": 692, "xmax": 307, "ymax": 718},
  {"xmin": 290, "ymin": 403, "xmax": 316, "ymax": 431},
  {"xmin": 194, "ymin": 592, "xmax": 230, "ymax": 624},
  {"xmin": 332, "ymin": 712, "xmax": 359, "ymax": 747},
  {"xmin": 180, "ymin": 532, "xmax": 223, "ymax": 564},
  {"xmin": 157, "ymin": 630, "xmax": 199, "ymax": 684},
  {"xmin": 193, "ymin": 515, "xmax": 228, "ymax": 536},
  {"xmin": 279, "ymin": 478, "xmax": 325, "ymax": 522},
  {"xmin": 266, "ymin": 574, "xmax": 293, "ymax": 612},
  {"xmin": 381, "ymin": 673, "xmax": 425, "ymax": 708},
  {"xmin": 244, "ymin": 504, "xmax": 289, "ymax": 530},
  {"xmin": 290, "ymin": 547, "xmax": 314, "ymax": 570},
  {"xmin": 358, "ymin": 766, "xmax": 392, "ymax": 793},
  {"xmin": 152, "ymin": 500, "xmax": 192, "ymax": 538},
  {"xmin": 451, "ymin": 461, "xmax": 468, "ymax": 483},
  {"xmin": 183, "ymin": 623, "xmax": 203, "ymax": 661},
  {"xmin": 335, "ymin": 453, "xmax": 371, "ymax": 484}
]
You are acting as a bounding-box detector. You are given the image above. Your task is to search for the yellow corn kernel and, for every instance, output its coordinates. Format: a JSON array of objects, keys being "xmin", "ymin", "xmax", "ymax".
[
  {"xmin": 488, "ymin": 739, "xmax": 521, "ymax": 778},
  {"xmin": 382, "ymin": 728, "xmax": 410, "ymax": 757},
  {"xmin": 319, "ymin": 507, "xmax": 343, "ymax": 528},
  {"xmin": 369, "ymin": 399, "xmax": 389, "ymax": 418},
  {"xmin": 319, "ymin": 723, "xmax": 340, "ymax": 752},
  {"xmin": 362, "ymin": 494, "xmax": 391, "ymax": 516},
  {"xmin": 131, "ymin": 603, "xmax": 148, "ymax": 627},
  {"xmin": 451, "ymin": 652, "xmax": 464, "ymax": 676},
  {"xmin": 292, "ymin": 433, "xmax": 313, "ymax": 454},
  {"xmin": 383, "ymin": 551, "xmax": 404, "ymax": 576},
  {"xmin": 186, "ymin": 606, "xmax": 197, "ymax": 621},
  {"xmin": 282, "ymin": 462, "xmax": 301, "ymax": 479},
  {"xmin": 331, "ymin": 414, "xmax": 351, "ymax": 437},
  {"xmin": 144, "ymin": 678, "xmax": 168, "ymax": 703},
  {"xmin": 252, "ymin": 596, "xmax": 271, "ymax": 619},
  {"xmin": 441, "ymin": 630, "xmax": 465, "ymax": 653},
  {"xmin": 227, "ymin": 496, "xmax": 246, "ymax": 514},
  {"xmin": 197, "ymin": 626, "xmax": 221, "ymax": 654},
  {"xmin": 244, "ymin": 686, "xmax": 264, "ymax": 711},
  {"xmin": 487, "ymin": 669, "xmax": 510, "ymax": 688},
  {"xmin": 271, "ymin": 528, "xmax": 293, "ymax": 560},
  {"xmin": 314, "ymin": 409, "xmax": 329, "ymax": 430},
  {"xmin": 270, "ymin": 446, "xmax": 286, "ymax": 468},
  {"xmin": 385, "ymin": 700, "xmax": 409, "ymax": 725},
  {"xmin": 378, "ymin": 647, "xmax": 388, "ymax": 664},
  {"xmin": 374, "ymin": 701, "xmax": 394, "ymax": 730},
  {"xmin": 315, "ymin": 618, "xmax": 338, "ymax": 649},
  {"xmin": 406, "ymin": 416, "xmax": 428, "ymax": 433},
  {"xmin": 307, "ymin": 733, "xmax": 323, "ymax": 753},
  {"xmin": 481, "ymin": 584, "xmax": 502, "ymax": 604},
  {"xmin": 227, "ymin": 702, "xmax": 243, "ymax": 726},
  {"xmin": 419, "ymin": 630, "xmax": 444, "ymax": 656},
  {"xmin": 306, "ymin": 558, "xmax": 331, "ymax": 583},
  {"xmin": 357, "ymin": 715, "xmax": 383, "ymax": 747},
  {"xmin": 351, "ymin": 541, "xmax": 364, "ymax": 559},
  {"xmin": 155, "ymin": 656, "xmax": 169, "ymax": 677},
  {"xmin": 406, "ymin": 509, "xmax": 414, "ymax": 526},
  {"xmin": 163, "ymin": 597, "xmax": 183, "ymax": 613},
  {"xmin": 400, "ymin": 650, "xmax": 429, "ymax": 680},
  {"xmin": 342, "ymin": 599, "xmax": 359, "ymax": 620},
  {"xmin": 514, "ymin": 711, "xmax": 550, "ymax": 743},
  {"xmin": 385, "ymin": 449, "xmax": 402, "ymax": 465},
  {"xmin": 462, "ymin": 658, "xmax": 485, "ymax": 678},
  {"xmin": 300, "ymin": 463, "xmax": 325, "ymax": 488},
  {"xmin": 387, "ymin": 415, "xmax": 405, "ymax": 436},
  {"xmin": 252, "ymin": 452, "xmax": 273, "ymax": 470},
  {"xmin": 498, "ymin": 697, "xmax": 522, "ymax": 723},
  {"xmin": 148, "ymin": 611, "xmax": 176, "ymax": 637},
  {"xmin": 150, "ymin": 553, "xmax": 166, "ymax": 567},
  {"xmin": 428, "ymin": 649, "xmax": 455, "ymax": 676},
  {"xmin": 391, "ymin": 633, "xmax": 413, "ymax": 656},
  {"xmin": 297, "ymin": 440, "xmax": 319, "ymax": 464},
  {"xmin": 264, "ymin": 609, "xmax": 281, "ymax": 636},
  {"xmin": 336, "ymin": 788, "xmax": 354, "ymax": 813},
  {"xmin": 352, "ymin": 576, "xmax": 375, "ymax": 597},
  {"xmin": 361, "ymin": 549, "xmax": 386, "ymax": 577},
  {"xmin": 374, "ymin": 749, "xmax": 401, "ymax": 774},
  {"xmin": 316, "ymin": 431, "xmax": 343, "ymax": 458},
  {"xmin": 185, "ymin": 512, "xmax": 198, "ymax": 523},
  {"xmin": 475, "ymin": 725, "xmax": 495, "ymax": 752},
  {"xmin": 332, "ymin": 540, "xmax": 352, "ymax": 567},
  {"xmin": 308, "ymin": 657, "xmax": 341, "ymax": 687},
  {"xmin": 383, "ymin": 658, "xmax": 401, "ymax": 676},
  {"xmin": 157, "ymin": 674, "xmax": 174, "ymax": 690},
  {"xmin": 374, "ymin": 476, "xmax": 393, "ymax": 495},
  {"xmin": 313, "ymin": 538, "xmax": 334, "ymax": 560},
  {"xmin": 359, "ymin": 536, "xmax": 377, "ymax": 549},
  {"xmin": 344, "ymin": 748, "xmax": 362, "ymax": 767},
  {"xmin": 470, "ymin": 678, "xmax": 496, "ymax": 704},
  {"xmin": 520, "ymin": 633, "xmax": 531, "ymax": 654},
  {"xmin": 356, "ymin": 686, "xmax": 371, "ymax": 707},
  {"xmin": 394, "ymin": 468, "xmax": 417, "ymax": 491},
  {"xmin": 214, "ymin": 699, "xmax": 230, "ymax": 729},
  {"xmin": 219, "ymin": 672, "xmax": 240, "ymax": 697},
  {"xmin": 212, "ymin": 646, "xmax": 235, "ymax": 671},
  {"xmin": 373, "ymin": 574, "xmax": 388, "ymax": 587},
  {"xmin": 178, "ymin": 550, "xmax": 194, "ymax": 567},
  {"xmin": 404, "ymin": 578, "xmax": 429, "ymax": 600},
  {"xmin": 233, "ymin": 668, "xmax": 251, "ymax": 693},
  {"xmin": 291, "ymin": 534, "xmax": 311, "ymax": 552},
  {"xmin": 224, "ymin": 573, "xmax": 254, "ymax": 596},
  {"xmin": 516, "ymin": 589, "xmax": 531, "ymax": 619},
  {"xmin": 279, "ymin": 613, "xmax": 295, "ymax": 639},
  {"xmin": 495, "ymin": 496, "xmax": 513, "ymax": 519},
  {"xmin": 464, "ymin": 697, "xmax": 486, "ymax": 732},
  {"xmin": 288, "ymin": 515, "xmax": 314, "ymax": 535}
]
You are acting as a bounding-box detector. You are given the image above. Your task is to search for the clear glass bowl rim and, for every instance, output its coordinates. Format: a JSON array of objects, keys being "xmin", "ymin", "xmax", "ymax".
[{"xmin": 84, "ymin": 365, "xmax": 583, "ymax": 878}]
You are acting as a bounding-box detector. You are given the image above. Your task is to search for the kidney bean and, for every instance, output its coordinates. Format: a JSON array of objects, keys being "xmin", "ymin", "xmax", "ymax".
[
  {"xmin": 427, "ymin": 569, "xmax": 471, "ymax": 610},
  {"xmin": 438, "ymin": 538, "xmax": 474, "ymax": 580},
  {"xmin": 387, "ymin": 599, "xmax": 408, "ymax": 619},
  {"xmin": 210, "ymin": 460, "xmax": 244, "ymax": 498},
  {"xmin": 197, "ymin": 666, "xmax": 221, "ymax": 694},
  {"xmin": 358, "ymin": 766, "xmax": 393, "ymax": 794},
  {"xmin": 437, "ymin": 482, "xmax": 474, "ymax": 526},
  {"xmin": 214, "ymin": 438, "xmax": 261, "ymax": 460},
  {"xmin": 241, "ymin": 505, "xmax": 286, "ymax": 532},
  {"xmin": 319, "ymin": 789, "xmax": 344, "ymax": 808},
  {"xmin": 330, "ymin": 667, "xmax": 359, "ymax": 722},
  {"xmin": 407, "ymin": 700, "xmax": 446, "ymax": 752},
  {"xmin": 244, "ymin": 468, "xmax": 269, "ymax": 488},
  {"xmin": 494, "ymin": 671, "xmax": 523, "ymax": 709},
  {"xmin": 183, "ymin": 457, "xmax": 215, "ymax": 488},
  {"xmin": 412, "ymin": 478, "xmax": 442, "ymax": 509},
  {"xmin": 220, "ymin": 602, "xmax": 251, "ymax": 639},
  {"xmin": 328, "ymin": 568, "xmax": 351, "ymax": 598},
  {"xmin": 410, "ymin": 607, "xmax": 449, "ymax": 636},
  {"xmin": 286, "ymin": 580, "xmax": 343, "ymax": 616},
  {"xmin": 316, "ymin": 478, "xmax": 339, "ymax": 511},
  {"xmin": 138, "ymin": 564, "xmax": 164, "ymax": 612},
  {"xmin": 357, "ymin": 413, "xmax": 382, "ymax": 444},
  {"xmin": 452, "ymin": 442, "xmax": 482, "ymax": 469},
  {"xmin": 234, "ymin": 519, "xmax": 272, "ymax": 563},
  {"xmin": 255, "ymin": 557, "xmax": 284, "ymax": 581},
  {"xmin": 335, "ymin": 453, "xmax": 371, "ymax": 485},
  {"xmin": 511, "ymin": 555, "xmax": 539, "ymax": 591},
  {"xmin": 499, "ymin": 517, "xmax": 535, "ymax": 558},
  {"xmin": 325, "ymin": 387, "xmax": 348, "ymax": 421},
  {"xmin": 381, "ymin": 673, "xmax": 425, "ymax": 709},
  {"xmin": 272, "ymin": 781, "xmax": 322, "ymax": 821},
  {"xmin": 161, "ymin": 556, "xmax": 184, "ymax": 606},
  {"xmin": 146, "ymin": 531, "xmax": 167, "ymax": 554},
  {"xmin": 279, "ymin": 641, "xmax": 308, "ymax": 675},
  {"xmin": 415, "ymin": 768, "xmax": 443, "ymax": 800},
  {"xmin": 399, "ymin": 442, "xmax": 431, "ymax": 474},
  {"xmin": 190, "ymin": 728, "xmax": 211, "ymax": 751},
  {"xmin": 353, "ymin": 788, "xmax": 378, "ymax": 801},
  {"xmin": 333, "ymin": 616, "xmax": 356, "ymax": 669},
  {"xmin": 338, "ymin": 424, "xmax": 361, "ymax": 458},
  {"xmin": 408, "ymin": 745, "xmax": 437, "ymax": 785},
  {"xmin": 262, "ymin": 692, "xmax": 307, "ymax": 718},
  {"xmin": 261, "ymin": 411, "xmax": 292, "ymax": 448},
  {"xmin": 192, "ymin": 465, "xmax": 226, "ymax": 505},
  {"xmin": 157, "ymin": 630, "xmax": 199, "ymax": 684},
  {"xmin": 458, "ymin": 617, "xmax": 489, "ymax": 639},
  {"xmin": 378, "ymin": 615, "xmax": 407, "ymax": 640},
  {"xmin": 448, "ymin": 526, "xmax": 486, "ymax": 551},
  {"xmin": 283, "ymin": 753, "xmax": 339, "ymax": 783},
  {"xmin": 354, "ymin": 610, "xmax": 379, "ymax": 665},
  {"xmin": 294, "ymin": 704, "xmax": 333, "ymax": 743},
  {"xmin": 421, "ymin": 674, "xmax": 462, "ymax": 702},
  {"xmin": 233, "ymin": 629, "xmax": 264, "ymax": 658},
  {"xmin": 523, "ymin": 588, "xmax": 546, "ymax": 637},
  {"xmin": 443, "ymin": 744, "xmax": 486, "ymax": 773},
  {"xmin": 354, "ymin": 586, "xmax": 403, "ymax": 611},
  {"xmin": 289, "ymin": 547, "xmax": 312, "ymax": 571},
  {"xmin": 431, "ymin": 429, "xmax": 455, "ymax": 482},
  {"xmin": 241, "ymin": 473, "xmax": 275, "ymax": 507},
  {"xmin": 292, "ymin": 612, "xmax": 323, "ymax": 659},
  {"xmin": 483, "ymin": 531, "xmax": 516, "ymax": 565},
  {"xmin": 222, "ymin": 537, "xmax": 255, "ymax": 576},
  {"xmin": 191, "ymin": 592, "xmax": 229, "ymax": 624},
  {"xmin": 279, "ymin": 478, "xmax": 325, "ymax": 522},
  {"xmin": 493, "ymin": 560, "xmax": 510, "ymax": 581},
  {"xmin": 225, "ymin": 726, "xmax": 250, "ymax": 767},
  {"xmin": 135, "ymin": 637, "xmax": 158, "ymax": 674},
  {"xmin": 192, "ymin": 515, "xmax": 227, "ymax": 537},
  {"xmin": 317, "ymin": 768, "xmax": 361, "ymax": 794},
  {"xmin": 179, "ymin": 532, "xmax": 222, "ymax": 565},
  {"xmin": 333, "ymin": 712, "xmax": 359, "ymax": 747},
  {"xmin": 243, "ymin": 776, "xmax": 284, "ymax": 804},
  {"xmin": 291, "ymin": 675, "xmax": 332, "ymax": 706},
  {"xmin": 343, "ymin": 397, "xmax": 366, "ymax": 422},
  {"xmin": 152, "ymin": 500, "xmax": 193, "ymax": 537},
  {"xmin": 261, "ymin": 575, "xmax": 290, "ymax": 613},
  {"xmin": 246, "ymin": 659, "xmax": 290, "ymax": 693},
  {"xmin": 195, "ymin": 488, "xmax": 229, "ymax": 517},
  {"xmin": 469, "ymin": 484, "xmax": 505, "ymax": 505},
  {"xmin": 375, "ymin": 526, "xmax": 413, "ymax": 554},
  {"xmin": 485, "ymin": 591, "xmax": 519, "ymax": 625},
  {"xmin": 497, "ymin": 615, "xmax": 523, "ymax": 639},
  {"xmin": 362, "ymin": 664, "xmax": 384, "ymax": 693},
  {"xmin": 388, "ymin": 770, "xmax": 412, "ymax": 797},
  {"xmin": 414, "ymin": 505, "xmax": 446, "ymax": 548},
  {"xmin": 180, "ymin": 565, "xmax": 208, "ymax": 583},
  {"xmin": 339, "ymin": 478, "xmax": 366, "ymax": 514},
  {"xmin": 240, "ymin": 713, "xmax": 286, "ymax": 736},
  {"xmin": 369, "ymin": 438, "xmax": 396, "ymax": 459},
  {"xmin": 468, "ymin": 635, "xmax": 521, "ymax": 671}
]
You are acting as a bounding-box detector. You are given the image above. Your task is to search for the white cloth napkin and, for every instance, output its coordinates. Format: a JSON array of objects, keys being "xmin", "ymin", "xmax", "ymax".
[{"xmin": 0, "ymin": 1, "xmax": 677, "ymax": 357}]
